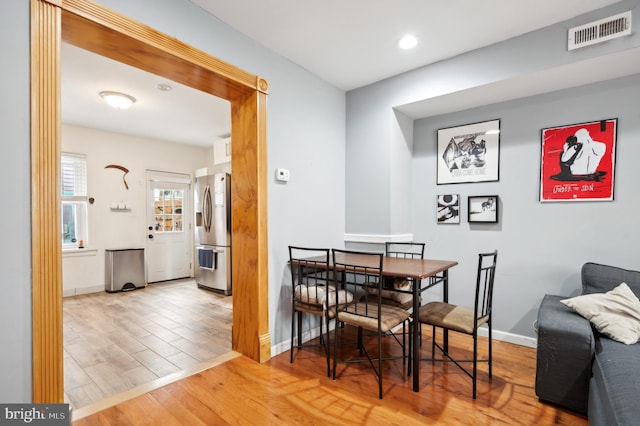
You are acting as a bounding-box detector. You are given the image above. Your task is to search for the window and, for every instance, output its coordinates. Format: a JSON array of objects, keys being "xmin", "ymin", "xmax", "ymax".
[
  {"xmin": 61, "ymin": 153, "xmax": 88, "ymax": 248},
  {"xmin": 153, "ymin": 189, "xmax": 184, "ymax": 232}
]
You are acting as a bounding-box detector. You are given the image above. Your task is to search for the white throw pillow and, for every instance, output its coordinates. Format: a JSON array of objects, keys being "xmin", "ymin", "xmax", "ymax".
[{"xmin": 560, "ymin": 282, "xmax": 640, "ymax": 345}]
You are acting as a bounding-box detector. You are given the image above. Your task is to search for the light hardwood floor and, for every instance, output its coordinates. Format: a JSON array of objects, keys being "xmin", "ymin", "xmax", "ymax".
[
  {"xmin": 64, "ymin": 279, "xmax": 232, "ymax": 411},
  {"xmin": 72, "ymin": 324, "xmax": 588, "ymax": 425}
]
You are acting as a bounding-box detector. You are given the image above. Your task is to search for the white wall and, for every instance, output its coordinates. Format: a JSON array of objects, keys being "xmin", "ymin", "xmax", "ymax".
[{"xmin": 62, "ymin": 124, "xmax": 210, "ymax": 295}]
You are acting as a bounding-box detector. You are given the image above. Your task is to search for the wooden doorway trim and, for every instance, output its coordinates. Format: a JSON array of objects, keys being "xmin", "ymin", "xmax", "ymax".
[{"xmin": 31, "ymin": 0, "xmax": 270, "ymax": 402}]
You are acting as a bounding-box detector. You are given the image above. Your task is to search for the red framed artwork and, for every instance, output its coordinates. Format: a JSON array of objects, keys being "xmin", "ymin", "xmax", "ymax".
[{"xmin": 540, "ymin": 119, "xmax": 617, "ymax": 202}]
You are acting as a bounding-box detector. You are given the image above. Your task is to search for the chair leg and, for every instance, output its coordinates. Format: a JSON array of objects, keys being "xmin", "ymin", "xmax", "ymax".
[
  {"xmin": 407, "ymin": 320, "xmax": 412, "ymax": 376},
  {"xmin": 290, "ymin": 310, "xmax": 297, "ymax": 363},
  {"xmin": 378, "ymin": 329, "xmax": 383, "ymax": 399},
  {"xmin": 402, "ymin": 322, "xmax": 406, "ymax": 364},
  {"xmin": 472, "ymin": 331, "xmax": 478, "ymax": 399},
  {"xmin": 332, "ymin": 318, "xmax": 339, "ymax": 381},
  {"xmin": 324, "ymin": 315, "xmax": 331, "ymax": 377},
  {"xmin": 488, "ymin": 322, "xmax": 493, "ymax": 378},
  {"xmin": 297, "ymin": 312, "xmax": 302, "ymax": 349},
  {"xmin": 431, "ymin": 325, "xmax": 436, "ymax": 358}
]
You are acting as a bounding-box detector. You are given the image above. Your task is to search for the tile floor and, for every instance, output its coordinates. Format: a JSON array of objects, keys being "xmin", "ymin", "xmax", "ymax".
[{"xmin": 63, "ymin": 278, "xmax": 232, "ymax": 410}]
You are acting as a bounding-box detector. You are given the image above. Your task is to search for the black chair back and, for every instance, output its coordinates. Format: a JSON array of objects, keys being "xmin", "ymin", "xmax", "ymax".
[
  {"xmin": 385, "ymin": 242, "xmax": 425, "ymax": 259},
  {"xmin": 475, "ymin": 250, "xmax": 498, "ymax": 325},
  {"xmin": 331, "ymin": 249, "xmax": 384, "ymax": 318},
  {"xmin": 289, "ymin": 246, "xmax": 331, "ymax": 308}
]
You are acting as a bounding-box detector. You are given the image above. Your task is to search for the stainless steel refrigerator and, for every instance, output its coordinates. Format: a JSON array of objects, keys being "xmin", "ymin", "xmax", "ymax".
[{"xmin": 194, "ymin": 173, "xmax": 232, "ymax": 295}]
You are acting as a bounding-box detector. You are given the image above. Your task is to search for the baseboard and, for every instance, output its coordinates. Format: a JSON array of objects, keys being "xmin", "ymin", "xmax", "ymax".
[
  {"xmin": 478, "ymin": 328, "xmax": 537, "ymax": 348},
  {"xmin": 63, "ymin": 285, "xmax": 104, "ymax": 297},
  {"xmin": 271, "ymin": 326, "xmax": 322, "ymax": 357},
  {"xmin": 271, "ymin": 325, "xmax": 537, "ymax": 357}
]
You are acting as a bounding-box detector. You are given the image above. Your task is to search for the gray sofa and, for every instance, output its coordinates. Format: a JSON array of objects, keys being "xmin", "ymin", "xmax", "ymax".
[{"xmin": 535, "ymin": 262, "xmax": 640, "ymax": 425}]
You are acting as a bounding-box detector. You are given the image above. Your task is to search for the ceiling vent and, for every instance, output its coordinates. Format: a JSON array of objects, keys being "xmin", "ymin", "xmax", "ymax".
[{"xmin": 568, "ymin": 11, "xmax": 632, "ymax": 50}]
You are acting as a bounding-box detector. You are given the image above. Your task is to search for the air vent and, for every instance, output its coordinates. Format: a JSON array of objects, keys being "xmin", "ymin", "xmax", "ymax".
[{"xmin": 568, "ymin": 11, "xmax": 632, "ymax": 50}]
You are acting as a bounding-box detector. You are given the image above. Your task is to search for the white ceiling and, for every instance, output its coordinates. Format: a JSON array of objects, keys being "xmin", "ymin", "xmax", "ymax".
[
  {"xmin": 62, "ymin": 0, "xmax": 628, "ymax": 147},
  {"xmin": 61, "ymin": 43, "xmax": 231, "ymax": 147},
  {"xmin": 190, "ymin": 0, "xmax": 624, "ymax": 91}
]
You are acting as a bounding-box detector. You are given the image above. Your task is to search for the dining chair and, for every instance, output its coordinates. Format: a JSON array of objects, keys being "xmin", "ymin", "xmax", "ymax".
[
  {"xmin": 331, "ymin": 248, "xmax": 411, "ymax": 399},
  {"xmin": 289, "ymin": 246, "xmax": 353, "ymax": 377},
  {"xmin": 380, "ymin": 242, "xmax": 426, "ymax": 309},
  {"xmin": 417, "ymin": 250, "xmax": 498, "ymax": 399}
]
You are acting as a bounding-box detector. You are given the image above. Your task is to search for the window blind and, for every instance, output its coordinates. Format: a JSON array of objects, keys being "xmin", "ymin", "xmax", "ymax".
[{"xmin": 61, "ymin": 153, "xmax": 87, "ymax": 198}]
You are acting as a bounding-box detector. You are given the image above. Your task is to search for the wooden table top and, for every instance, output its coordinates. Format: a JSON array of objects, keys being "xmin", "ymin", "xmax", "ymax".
[
  {"xmin": 380, "ymin": 256, "xmax": 458, "ymax": 279},
  {"xmin": 294, "ymin": 253, "xmax": 458, "ymax": 280}
]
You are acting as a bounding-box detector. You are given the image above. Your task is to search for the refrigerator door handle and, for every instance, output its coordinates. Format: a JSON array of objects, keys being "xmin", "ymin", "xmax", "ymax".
[{"xmin": 203, "ymin": 184, "xmax": 212, "ymax": 232}]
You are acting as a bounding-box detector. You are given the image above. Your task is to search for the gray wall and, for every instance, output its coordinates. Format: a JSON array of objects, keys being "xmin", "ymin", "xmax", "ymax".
[
  {"xmin": 0, "ymin": 0, "xmax": 345, "ymax": 401},
  {"xmin": 413, "ymin": 75, "xmax": 640, "ymax": 339},
  {"xmin": 0, "ymin": 0, "xmax": 31, "ymax": 403},
  {"xmin": 345, "ymin": 0, "xmax": 640, "ymax": 342},
  {"xmin": 346, "ymin": 0, "xmax": 640, "ymax": 239}
]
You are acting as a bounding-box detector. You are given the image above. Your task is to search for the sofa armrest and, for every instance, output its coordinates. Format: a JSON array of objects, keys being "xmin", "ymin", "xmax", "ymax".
[{"xmin": 535, "ymin": 294, "xmax": 595, "ymax": 413}]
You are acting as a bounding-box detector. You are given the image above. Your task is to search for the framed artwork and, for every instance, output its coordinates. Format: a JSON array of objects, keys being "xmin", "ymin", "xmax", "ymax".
[
  {"xmin": 437, "ymin": 194, "xmax": 460, "ymax": 224},
  {"xmin": 437, "ymin": 119, "xmax": 500, "ymax": 184},
  {"xmin": 540, "ymin": 119, "xmax": 617, "ymax": 202},
  {"xmin": 468, "ymin": 195, "xmax": 498, "ymax": 223}
]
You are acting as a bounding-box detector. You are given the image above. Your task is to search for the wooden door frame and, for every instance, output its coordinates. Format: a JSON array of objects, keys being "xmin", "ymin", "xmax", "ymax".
[{"xmin": 31, "ymin": 0, "xmax": 270, "ymax": 402}]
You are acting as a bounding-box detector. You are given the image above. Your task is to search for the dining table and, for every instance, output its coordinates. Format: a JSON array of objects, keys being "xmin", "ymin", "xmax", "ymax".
[{"xmin": 329, "ymin": 252, "xmax": 459, "ymax": 392}]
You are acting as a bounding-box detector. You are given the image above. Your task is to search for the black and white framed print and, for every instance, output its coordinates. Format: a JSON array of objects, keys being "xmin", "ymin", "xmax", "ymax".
[
  {"xmin": 437, "ymin": 119, "xmax": 500, "ymax": 184},
  {"xmin": 468, "ymin": 195, "xmax": 499, "ymax": 223},
  {"xmin": 437, "ymin": 194, "xmax": 460, "ymax": 224}
]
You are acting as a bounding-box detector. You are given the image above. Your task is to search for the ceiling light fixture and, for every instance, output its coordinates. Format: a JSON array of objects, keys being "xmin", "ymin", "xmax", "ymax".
[
  {"xmin": 398, "ymin": 34, "xmax": 418, "ymax": 50},
  {"xmin": 99, "ymin": 91, "xmax": 136, "ymax": 110},
  {"xmin": 156, "ymin": 83, "xmax": 173, "ymax": 92}
]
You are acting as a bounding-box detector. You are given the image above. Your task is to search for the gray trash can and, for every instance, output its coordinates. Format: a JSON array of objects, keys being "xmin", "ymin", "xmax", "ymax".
[{"xmin": 105, "ymin": 248, "xmax": 146, "ymax": 292}]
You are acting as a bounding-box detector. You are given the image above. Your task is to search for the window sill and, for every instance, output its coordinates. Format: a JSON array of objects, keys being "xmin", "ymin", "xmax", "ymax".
[{"xmin": 62, "ymin": 248, "xmax": 98, "ymax": 258}]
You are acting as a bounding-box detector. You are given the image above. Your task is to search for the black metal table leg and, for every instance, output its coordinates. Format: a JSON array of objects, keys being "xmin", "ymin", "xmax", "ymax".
[
  {"xmin": 442, "ymin": 270, "xmax": 449, "ymax": 352},
  {"xmin": 412, "ymin": 277, "xmax": 420, "ymax": 392}
]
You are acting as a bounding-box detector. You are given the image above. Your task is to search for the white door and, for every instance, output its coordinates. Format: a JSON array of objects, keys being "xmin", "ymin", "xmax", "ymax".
[{"xmin": 146, "ymin": 171, "xmax": 192, "ymax": 283}]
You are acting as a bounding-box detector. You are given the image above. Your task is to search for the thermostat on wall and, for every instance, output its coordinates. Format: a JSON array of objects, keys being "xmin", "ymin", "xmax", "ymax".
[{"xmin": 276, "ymin": 168, "xmax": 290, "ymax": 182}]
